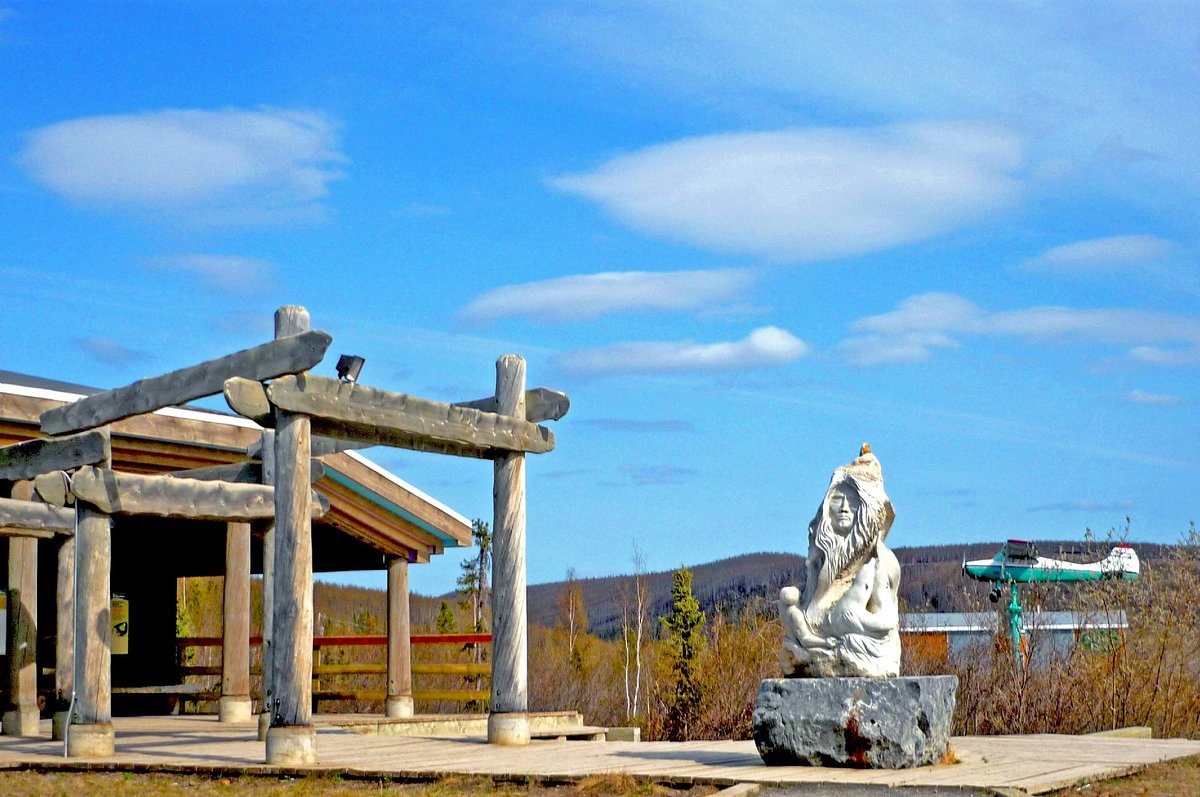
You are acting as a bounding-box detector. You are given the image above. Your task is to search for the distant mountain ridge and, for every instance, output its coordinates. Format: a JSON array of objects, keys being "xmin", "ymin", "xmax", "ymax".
[{"xmin": 521, "ymin": 539, "xmax": 1172, "ymax": 639}]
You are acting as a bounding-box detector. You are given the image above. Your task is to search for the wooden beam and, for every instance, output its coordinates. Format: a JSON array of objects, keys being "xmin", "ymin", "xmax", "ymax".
[
  {"xmin": 0, "ymin": 496, "xmax": 74, "ymax": 535},
  {"xmin": 246, "ymin": 430, "xmax": 369, "ymax": 458},
  {"xmin": 166, "ymin": 459, "xmax": 324, "ymax": 484},
  {"xmin": 454, "ymin": 387, "xmax": 571, "ymax": 423},
  {"xmin": 69, "ymin": 466, "xmax": 329, "ymax": 520},
  {"xmin": 0, "ymin": 428, "xmax": 111, "ymax": 482},
  {"xmin": 34, "ymin": 471, "xmax": 73, "ymax": 507},
  {"xmin": 223, "ymin": 377, "xmax": 273, "ymax": 426},
  {"xmin": 40, "ymin": 329, "xmax": 334, "ymax": 436},
  {"xmin": 266, "ymin": 374, "xmax": 554, "ymax": 458}
]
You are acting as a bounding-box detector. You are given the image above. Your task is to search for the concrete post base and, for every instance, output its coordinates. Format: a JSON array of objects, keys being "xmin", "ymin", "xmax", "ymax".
[
  {"xmin": 52, "ymin": 711, "xmax": 71, "ymax": 742},
  {"xmin": 385, "ymin": 695, "xmax": 414, "ymax": 718},
  {"xmin": 2, "ymin": 709, "xmax": 41, "ymax": 737},
  {"xmin": 67, "ymin": 722, "xmax": 115, "ymax": 757},
  {"xmin": 257, "ymin": 712, "xmax": 271, "ymax": 741},
  {"xmin": 218, "ymin": 695, "xmax": 254, "ymax": 723},
  {"xmin": 265, "ymin": 724, "xmax": 318, "ymax": 765},
  {"xmin": 487, "ymin": 711, "xmax": 531, "ymax": 745}
]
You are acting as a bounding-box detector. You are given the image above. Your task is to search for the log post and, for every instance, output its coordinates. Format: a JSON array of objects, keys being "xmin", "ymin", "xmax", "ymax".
[
  {"xmin": 4, "ymin": 482, "xmax": 40, "ymax": 737},
  {"xmin": 53, "ymin": 532, "xmax": 75, "ymax": 741},
  {"xmin": 257, "ymin": 429, "xmax": 275, "ymax": 741},
  {"xmin": 265, "ymin": 305, "xmax": 318, "ymax": 765},
  {"xmin": 220, "ymin": 521, "xmax": 252, "ymax": 723},
  {"xmin": 67, "ymin": 504, "xmax": 114, "ymax": 757},
  {"xmin": 385, "ymin": 555, "xmax": 414, "ymax": 718},
  {"xmin": 488, "ymin": 355, "xmax": 530, "ymax": 744}
]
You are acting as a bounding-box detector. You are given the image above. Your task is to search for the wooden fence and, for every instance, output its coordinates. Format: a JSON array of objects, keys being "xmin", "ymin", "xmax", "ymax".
[{"xmin": 175, "ymin": 633, "xmax": 491, "ymax": 706}]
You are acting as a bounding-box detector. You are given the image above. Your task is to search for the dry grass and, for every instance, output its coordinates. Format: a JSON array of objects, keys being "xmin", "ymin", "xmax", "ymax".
[{"xmin": 0, "ymin": 771, "xmax": 717, "ymax": 797}]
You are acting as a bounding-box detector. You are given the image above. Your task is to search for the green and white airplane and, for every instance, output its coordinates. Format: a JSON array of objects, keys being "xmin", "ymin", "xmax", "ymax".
[{"xmin": 963, "ymin": 539, "xmax": 1139, "ymax": 602}]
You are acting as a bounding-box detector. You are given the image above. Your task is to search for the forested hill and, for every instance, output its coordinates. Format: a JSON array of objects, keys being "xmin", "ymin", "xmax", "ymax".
[{"xmin": 524, "ymin": 540, "xmax": 1174, "ymax": 640}]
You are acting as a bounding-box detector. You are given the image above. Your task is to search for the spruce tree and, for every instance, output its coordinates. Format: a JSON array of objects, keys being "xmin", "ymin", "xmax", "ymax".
[{"xmin": 661, "ymin": 567, "xmax": 706, "ymax": 740}]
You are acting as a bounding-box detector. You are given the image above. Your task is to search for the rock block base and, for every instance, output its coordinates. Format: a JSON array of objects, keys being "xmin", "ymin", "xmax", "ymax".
[{"xmin": 753, "ymin": 675, "xmax": 957, "ymax": 769}]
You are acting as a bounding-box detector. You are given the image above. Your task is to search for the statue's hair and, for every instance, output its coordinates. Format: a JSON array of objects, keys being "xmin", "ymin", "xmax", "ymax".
[{"xmin": 808, "ymin": 470, "xmax": 892, "ymax": 582}]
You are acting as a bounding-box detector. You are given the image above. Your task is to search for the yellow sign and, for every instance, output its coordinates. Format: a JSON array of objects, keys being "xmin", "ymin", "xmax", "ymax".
[{"xmin": 111, "ymin": 595, "xmax": 129, "ymax": 655}]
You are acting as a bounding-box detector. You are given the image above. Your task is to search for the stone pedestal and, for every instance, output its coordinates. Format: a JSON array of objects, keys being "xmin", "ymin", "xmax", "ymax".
[
  {"xmin": 3, "ymin": 709, "xmax": 40, "ymax": 737},
  {"xmin": 67, "ymin": 722, "xmax": 115, "ymax": 758},
  {"xmin": 218, "ymin": 695, "xmax": 253, "ymax": 723},
  {"xmin": 385, "ymin": 695, "xmax": 414, "ymax": 718},
  {"xmin": 265, "ymin": 724, "xmax": 318, "ymax": 765},
  {"xmin": 753, "ymin": 676, "xmax": 957, "ymax": 769},
  {"xmin": 487, "ymin": 711, "xmax": 531, "ymax": 745}
]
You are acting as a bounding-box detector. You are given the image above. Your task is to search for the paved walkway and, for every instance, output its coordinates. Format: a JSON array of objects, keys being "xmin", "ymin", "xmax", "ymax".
[{"xmin": 1, "ymin": 716, "xmax": 1198, "ymax": 796}]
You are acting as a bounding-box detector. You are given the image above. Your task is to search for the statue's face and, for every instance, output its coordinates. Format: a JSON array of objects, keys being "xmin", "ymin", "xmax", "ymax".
[{"xmin": 828, "ymin": 484, "xmax": 859, "ymax": 535}]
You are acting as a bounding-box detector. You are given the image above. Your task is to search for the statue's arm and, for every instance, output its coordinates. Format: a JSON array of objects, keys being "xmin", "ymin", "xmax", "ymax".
[{"xmin": 860, "ymin": 547, "xmax": 901, "ymax": 635}]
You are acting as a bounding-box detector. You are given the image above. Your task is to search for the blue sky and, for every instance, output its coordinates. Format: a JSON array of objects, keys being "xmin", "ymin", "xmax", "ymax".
[{"xmin": 2, "ymin": 3, "xmax": 1198, "ymax": 596}]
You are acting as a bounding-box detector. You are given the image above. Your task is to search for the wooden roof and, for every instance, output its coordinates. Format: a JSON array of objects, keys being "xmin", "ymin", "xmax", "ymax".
[{"xmin": 0, "ymin": 376, "xmax": 472, "ymax": 568}]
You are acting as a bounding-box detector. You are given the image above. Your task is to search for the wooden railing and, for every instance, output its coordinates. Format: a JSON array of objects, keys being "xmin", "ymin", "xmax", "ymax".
[{"xmin": 176, "ymin": 633, "xmax": 492, "ymax": 705}]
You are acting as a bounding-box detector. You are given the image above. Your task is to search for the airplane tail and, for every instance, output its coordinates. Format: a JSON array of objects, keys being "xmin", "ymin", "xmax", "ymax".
[{"xmin": 1100, "ymin": 544, "xmax": 1140, "ymax": 577}]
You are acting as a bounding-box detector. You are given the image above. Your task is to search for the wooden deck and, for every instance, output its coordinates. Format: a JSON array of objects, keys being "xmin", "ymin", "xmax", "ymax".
[{"xmin": 1, "ymin": 716, "xmax": 1198, "ymax": 796}]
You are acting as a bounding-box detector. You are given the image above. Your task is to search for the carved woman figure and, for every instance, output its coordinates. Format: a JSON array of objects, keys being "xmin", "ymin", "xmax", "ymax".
[{"xmin": 780, "ymin": 445, "xmax": 901, "ymax": 678}]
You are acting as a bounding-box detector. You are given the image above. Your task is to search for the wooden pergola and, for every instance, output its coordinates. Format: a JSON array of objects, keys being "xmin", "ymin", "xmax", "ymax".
[{"xmin": 0, "ymin": 305, "xmax": 566, "ymax": 764}]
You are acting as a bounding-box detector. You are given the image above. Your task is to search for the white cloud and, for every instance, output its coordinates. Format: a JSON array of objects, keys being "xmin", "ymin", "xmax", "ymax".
[
  {"xmin": 459, "ymin": 268, "xmax": 754, "ymax": 324},
  {"xmin": 1122, "ymin": 390, "xmax": 1185, "ymax": 406},
  {"xmin": 142, "ymin": 254, "xmax": 275, "ymax": 294},
  {"xmin": 19, "ymin": 107, "xmax": 344, "ymax": 224},
  {"xmin": 1023, "ymin": 235, "xmax": 1174, "ymax": 273},
  {"xmin": 556, "ymin": 326, "xmax": 808, "ymax": 375},
  {"xmin": 841, "ymin": 292, "xmax": 1200, "ymax": 366},
  {"xmin": 549, "ymin": 122, "xmax": 1022, "ymax": 262}
]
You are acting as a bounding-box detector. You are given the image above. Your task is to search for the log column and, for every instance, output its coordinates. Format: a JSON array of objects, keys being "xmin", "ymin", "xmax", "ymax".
[
  {"xmin": 257, "ymin": 429, "xmax": 276, "ymax": 741},
  {"xmin": 53, "ymin": 531, "xmax": 75, "ymax": 741},
  {"xmin": 385, "ymin": 555, "xmax": 414, "ymax": 718},
  {"xmin": 220, "ymin": 521, "xmax": 252, "ymax": 722},
  {"xmin": 67, "ymin": 504, "xmax": 114, "ymax": 757},
  {"xmin": 265, "ymin": 305, "xmax": 317, "ymax": 765},
  {"xmin": 488, "ymin": 355, "xmax": 530, "ymax": 745},
  {"xmin": 4, "ymin": 482, "xmax": 40, "ymax": 737}
]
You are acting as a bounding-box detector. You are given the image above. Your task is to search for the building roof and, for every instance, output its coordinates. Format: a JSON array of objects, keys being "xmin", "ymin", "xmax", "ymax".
[
  {"xmin": 901, "ymin": 610, "xmax": 1129, "ymax": 633},
  {"xmin": 0, "ymin": 373, "xmax": 471, "ymax": 569}
]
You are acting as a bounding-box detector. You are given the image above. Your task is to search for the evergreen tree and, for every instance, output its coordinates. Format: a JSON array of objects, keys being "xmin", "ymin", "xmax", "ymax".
[
  {"xmin": 661, "ymin": 567, "xmax": 706, "ymax": 740},
  {"xmin": 457, "ymin": 519, "xmax": 492, "ymax": 633},
  {"xmin": 435, "ymin": 600, "xmax": 457, "ymax": 634}
]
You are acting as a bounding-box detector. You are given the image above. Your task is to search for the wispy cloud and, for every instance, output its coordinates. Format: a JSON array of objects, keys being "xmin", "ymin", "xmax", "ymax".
[
  {"xmin": 577, "ymin": 418, "xmax": 696, "ymax": 433},
  {"xmin": 622, "ymin": 465, "xmax": 698, "ymax": 486},
  {"xmin": 1022, "ymin": 235, "xmax": 1174, "ymax": 273},
  {"xmin": 75, "ymin": 338, "xmax": 149, "ymax": 368},
  {"xmin": 840, "ymin": 292, "xmax": 1200, "ymax": 367},
  {"xmin": 459, "ymin": 269, "xmax": 754, "ymax": 324},
  {"xmin": 549, "ymin": 122, "xmax": 1021, "ymax": 261},
  {"xmin": 19, "ymin": 107, "xmax": 344, "ymax": 225},
  {"xmin": 1122, "ymin": 390, "xmax": 1185, "ymax": 406},
  {"xmin": 142, "ymin": 254, "xmax": 275, "ymax": 294},
  {"xmin": 556, "ymin": 326, "xmax": 808, "ymax": 376},
  {"xmin": 1028, "ymin": 500, "xmax": 1135, "ymax": 513}
]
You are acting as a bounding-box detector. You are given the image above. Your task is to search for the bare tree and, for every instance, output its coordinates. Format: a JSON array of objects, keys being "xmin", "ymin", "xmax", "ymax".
[{"xmin": 620, "ymin": 544, "xmax": 648, "ymax": 719}]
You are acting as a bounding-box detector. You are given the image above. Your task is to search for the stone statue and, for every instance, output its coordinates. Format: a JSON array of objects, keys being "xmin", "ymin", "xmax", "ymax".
[{"xmin": 780, "ymin": 444, "xmax": 901, "ymax": 678}]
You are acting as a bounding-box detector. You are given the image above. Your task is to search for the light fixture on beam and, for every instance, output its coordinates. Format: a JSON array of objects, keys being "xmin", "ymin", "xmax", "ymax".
[{"xmin": 336, "ymin": 354, "xmax": 365, "ymax": 383}]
